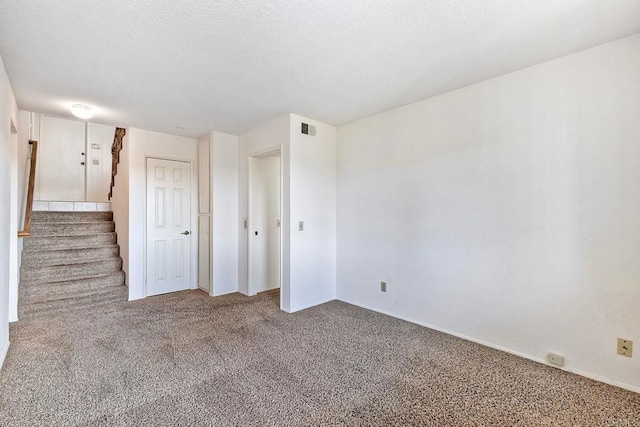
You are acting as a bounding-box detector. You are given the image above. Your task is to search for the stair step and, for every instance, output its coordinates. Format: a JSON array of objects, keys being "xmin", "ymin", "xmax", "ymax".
[
  {"xmin": 19, "ymin": 208, "xmax": 126, "ymax": 321},
  {"xmin": 29, "ymin": 221, "xmax": 115, "ymax": 236},
  {"xmin": 23, "ymin": 233, "xmax": 117, "ymax": 251},
  {"xmin": 21, "ymin": 245, "xmax": 120, "ymax": 268},
  {"xmin": 32, "ymin": 211, "xmax": 113, "ymax": 223},
  {"xmin": 20, "ymin": 286, "xmax": 128, "ymax": 319},
  {"xmin": 20, "ymin": 271, "xmax": 125, "ymax": 301},
  {"xmin": 20, "ymin": 257, "xmax": 123, "ymax": 284}
]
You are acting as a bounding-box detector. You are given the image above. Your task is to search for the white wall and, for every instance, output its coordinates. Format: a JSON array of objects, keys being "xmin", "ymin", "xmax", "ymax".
[
  {"xmin": 198, "ymin": 135, "xmax": 211, "ymax": 215},
  {"xmin": 8, "ymin": 118, "xmax": 18, "ymax": 323},
  {"xmin": 110, "ymin": 133, "xmax": 130, "ymax": 287},
  {"xmin": 125, "ymin": 128, "xmax": 199, "ymax": 300},
  {"xmin": 239, "ymin": 114, "xmax": 337, "ymax": 312},
  {"xmin": 210, "ymin": 131, "xmax": 239, "ymax": 296},
  {"xmin": 0, "ymin": 53, "xmax": 19, "ymax": 368},
  {"xmin": 11, "ymin": 110, "xmax": 30, "ymax": 322},
  {"xmin": 288, "ymin": 115, "xmax": 337, "ymax": 312},
  {"xmin": 86, "ymin": 123, "xmax": 116, "ymax": 202},
  {"xmin": 336, "ymin": 34, "xmax": 640, "ymax": 392}
]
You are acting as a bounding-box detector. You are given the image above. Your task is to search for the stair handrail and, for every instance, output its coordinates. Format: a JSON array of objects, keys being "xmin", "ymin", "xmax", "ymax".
[
  {"xmin": 108, "ymin": 127, "xmax": 126, "ymax": 200},
  {"xmin": 18, "ymin": 140, "xmax": 38, "ymax": 238}
]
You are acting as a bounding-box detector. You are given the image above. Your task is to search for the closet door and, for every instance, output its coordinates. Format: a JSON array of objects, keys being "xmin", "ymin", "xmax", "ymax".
[{"xmin": 37, "ymin": 116, "xmax": 86, "ymax": 201}]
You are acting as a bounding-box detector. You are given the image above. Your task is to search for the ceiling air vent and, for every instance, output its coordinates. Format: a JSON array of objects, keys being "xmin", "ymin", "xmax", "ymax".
[{"xmin": 301, "ymin": 122, "xmax": 317, "ymax": 137}]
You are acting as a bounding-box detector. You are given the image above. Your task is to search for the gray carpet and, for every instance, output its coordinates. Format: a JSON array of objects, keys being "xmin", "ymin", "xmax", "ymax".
[
  {"xmin": 1, "ymin": 289, "xmax": 639, "ymax": 426},
  {"xmin": 19, "ymin": 211, "xmax": 126, "ymax": 320}
]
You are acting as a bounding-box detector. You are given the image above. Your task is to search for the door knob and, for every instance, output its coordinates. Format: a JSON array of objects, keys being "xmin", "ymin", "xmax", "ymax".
[
  {"xmin": 80, "ymin": 162, "xmax": 85, "ymax": 165},
  {"xmin": 181, "ymin": 231, "xmax": 190, "ymax": 235}
]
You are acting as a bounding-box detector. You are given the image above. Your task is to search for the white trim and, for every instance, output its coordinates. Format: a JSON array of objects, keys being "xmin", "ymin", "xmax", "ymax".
[
  {"xmin": 0, "ymin": 339, "xmax": 9, "ymax": 370},
  {"xmin": 250, "ymin": 146, "xmax": 282, "ymax": 158},
  {"xmin": 196, "ymin": 213, "xmax": 212, "ymax": 294},
  {"xmin": 338, "ymin": 297, "xmax": 640, "ymax": 395}
]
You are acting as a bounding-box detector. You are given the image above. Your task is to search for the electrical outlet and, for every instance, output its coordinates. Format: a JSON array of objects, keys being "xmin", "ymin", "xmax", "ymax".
[
  {"xmin": 618, "ymin": 338, "xmax": 633, "ymax": 357},
  {"xmin": 380, "ymin": 281, "xmax": 387, "ymax": 292},
  {"xmin": 298, "ymin": 221, "xmax": 304, "ymax": 231},
  {"xmin": 547, "ymin": 352, "xmax": 565, "ymax": 366}
]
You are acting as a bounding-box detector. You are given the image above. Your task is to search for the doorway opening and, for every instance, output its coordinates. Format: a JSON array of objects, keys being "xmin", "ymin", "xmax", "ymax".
[{"xmin": 248, "ymin": 148, "xmax": 282, "ymax": 308}]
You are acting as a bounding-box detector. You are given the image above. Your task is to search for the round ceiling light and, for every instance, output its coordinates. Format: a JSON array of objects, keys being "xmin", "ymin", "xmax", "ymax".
[{"xmin": 71, "ymin": 104, "xmax": 93, "ymax": 120}]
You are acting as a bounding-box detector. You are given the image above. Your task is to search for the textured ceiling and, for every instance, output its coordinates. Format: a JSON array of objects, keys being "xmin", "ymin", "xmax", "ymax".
[{"xmin": 1, "ymin": 0, "xmax": 639, "ymax": 138}]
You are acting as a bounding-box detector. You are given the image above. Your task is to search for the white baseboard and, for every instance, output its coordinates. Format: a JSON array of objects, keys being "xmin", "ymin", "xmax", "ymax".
[
  {"xmin": 291, "ymin": 296, "xmax": 334, "ymax": 313},
  {"xmin": 0, "ymin": 338, "xmax": 9, "ymax": 370},
  {"xmin": 338, "ymin": 297, "xmax": 640, "ymax": 395},
  {"xmin": 212, "ymin": 289, "xmax": 241, "ymax": 297}
]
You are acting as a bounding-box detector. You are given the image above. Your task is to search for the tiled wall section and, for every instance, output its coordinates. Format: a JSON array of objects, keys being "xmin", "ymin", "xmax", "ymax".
[{"xmin": 33, "ymin": 201, "xmax": 111, "ymax": 212}]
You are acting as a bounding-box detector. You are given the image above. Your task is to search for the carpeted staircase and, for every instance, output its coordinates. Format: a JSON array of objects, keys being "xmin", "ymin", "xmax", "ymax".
[{"xmin": 18, "ymin": 210, "xmax": 128, "ymax": 319}]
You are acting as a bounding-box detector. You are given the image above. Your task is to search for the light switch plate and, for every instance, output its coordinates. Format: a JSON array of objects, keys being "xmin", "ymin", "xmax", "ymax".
[
  {"xmin": 381, "ymin": 281, "xmax": 387, "ymax": 292},
  {"xmin": 298, "ymin": 221, "xmax": 304, "ymax": 231}
]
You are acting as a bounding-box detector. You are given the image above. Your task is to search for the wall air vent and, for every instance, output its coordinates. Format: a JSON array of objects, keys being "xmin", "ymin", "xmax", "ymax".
[{"xmin": 301, "ymin": 122, "xmax": 317, "ymax": 137}]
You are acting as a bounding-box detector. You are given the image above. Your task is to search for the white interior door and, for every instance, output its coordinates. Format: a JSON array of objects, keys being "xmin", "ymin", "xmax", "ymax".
[
  {"xmin": 37, "ymin": 116, "xmax": 86, "ymax": 201},
  {"xmin": 146, "ymin": 158, "xmax": 192, "ymax": 296}
]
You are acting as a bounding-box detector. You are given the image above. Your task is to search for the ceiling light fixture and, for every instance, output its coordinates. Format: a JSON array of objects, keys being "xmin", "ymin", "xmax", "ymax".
[{"xmin": 71, "ymin": 104, "xmax": 93, "ymax": 120}]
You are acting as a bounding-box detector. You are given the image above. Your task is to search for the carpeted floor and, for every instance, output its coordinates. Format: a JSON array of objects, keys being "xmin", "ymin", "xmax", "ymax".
[{"xmin": 1, "ymin": 289, "xmax": 638, "ymax": 426}]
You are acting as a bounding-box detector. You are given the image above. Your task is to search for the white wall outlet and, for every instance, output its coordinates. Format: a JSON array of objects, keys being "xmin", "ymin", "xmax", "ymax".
[
  {"xmin": 547, "ymin": 352, "xmax": 565, "ymax": 366},
  {"xmin": 617, "ymin": 338, "xmax": 633, "ymax": 357},
  {"xmin": 381, "ymin": 281, "xmax": 387, "ymax": 292}
]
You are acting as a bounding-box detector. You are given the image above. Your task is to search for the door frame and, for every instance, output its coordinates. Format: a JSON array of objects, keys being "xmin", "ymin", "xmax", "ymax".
[
  {"xmin": 248, "ymin": 146, "xmax": 283, "ymax": 305},
  {"xmin": 144, "ymin": 156, "xmax": 195, "ymax": 297}
]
